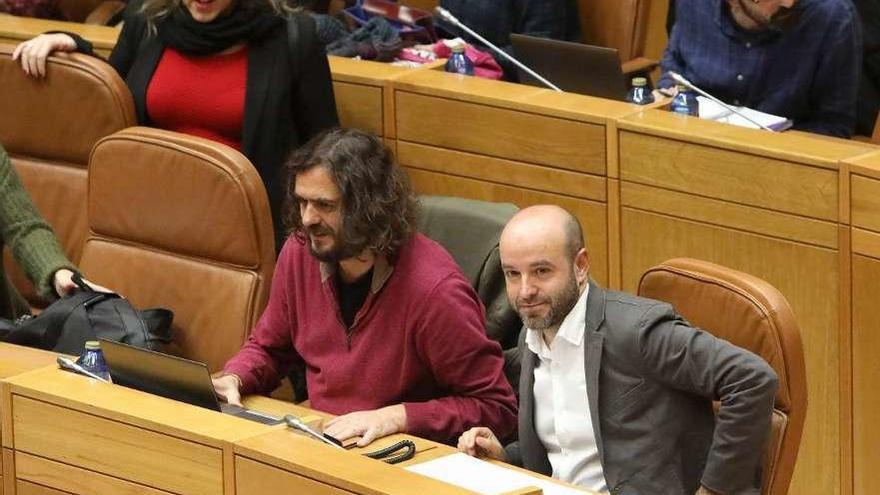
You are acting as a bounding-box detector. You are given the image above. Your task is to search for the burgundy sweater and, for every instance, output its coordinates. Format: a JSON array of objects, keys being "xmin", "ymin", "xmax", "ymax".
[{"xmin": 224, "ymin": 234, "xmax": 517, "ymax": 443}]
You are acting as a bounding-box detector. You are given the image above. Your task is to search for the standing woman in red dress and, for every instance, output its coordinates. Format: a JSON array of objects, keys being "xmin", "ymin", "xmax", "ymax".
[{"xmin": 13, "ymin": 0, "xmax": 339, "ymax": 249}]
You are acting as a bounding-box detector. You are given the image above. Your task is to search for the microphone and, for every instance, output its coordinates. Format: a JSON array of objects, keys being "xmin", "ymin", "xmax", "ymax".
[
  {"xmin": 284, "ymin": 414, "xmax": 344, "ymax": 449},
  {"xmin": 434, "ymin": 6, "xmax": 562, "ymax": 92},
  {"xmin": 57, "ymin": 356, "xmax": 112, "ymax": 383},
  {"xmin": 667, "ymin": 71, "xmax": 777, "ymax": 132}
]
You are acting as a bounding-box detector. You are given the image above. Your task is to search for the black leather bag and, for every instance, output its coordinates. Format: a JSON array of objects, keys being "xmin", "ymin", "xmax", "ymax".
[{"xmin": 0, "ymin": 273, "xmax": 173, "ymax": 355}]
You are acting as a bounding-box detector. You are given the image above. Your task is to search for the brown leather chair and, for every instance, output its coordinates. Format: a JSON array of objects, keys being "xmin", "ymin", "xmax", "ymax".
[
  {"xmin": 638, "ymin": 258, "xmax": 807, "ymax": 495},
  {"xmin": 0, "ymin": 44, "xmax": 135, "ymax": 305},
  {"xmin": 57, "ymin": 0, "xmax": 126, "ymax": 24},
  {"xmin": 78, "ymin": 127, "xmax": 276, "ymax": 372},
  {"xmin": 576, "ymin": 0, "xmax": 658, "ymax": 77}
]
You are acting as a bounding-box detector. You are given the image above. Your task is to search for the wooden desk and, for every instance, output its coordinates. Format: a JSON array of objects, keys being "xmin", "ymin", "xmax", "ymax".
[
  {"xmin": 0, "ymin": 14, "xmax": 119, "ymax": 57},
  {"xmin": 389, "ymin": 67, "xmax": 649, "ymax": 287},
  {"xmin": 616, "ymin": 109, "xmax": 876, "ymax": 495},
  {"xmin": 0, "ymin": 349, "xmax": 540, "ymax": 495},
  {"xmin": 840, "ymin": 151, "xmax": 880, "ymax": 495},
  {"xmin": 0, "ymin": 345, "xmax": 58, "ymax": 495}
]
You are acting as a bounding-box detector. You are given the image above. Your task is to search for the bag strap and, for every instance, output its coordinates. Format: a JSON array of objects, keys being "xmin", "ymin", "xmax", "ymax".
[{"xmin": 71, "ymin": 271, "xmax": 92, "ymax": 292}]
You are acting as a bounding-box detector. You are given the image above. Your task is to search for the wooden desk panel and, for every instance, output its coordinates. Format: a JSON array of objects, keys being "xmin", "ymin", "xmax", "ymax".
[
  {"xmin": 618, "ymin": 109, "xmax": 875, "ymax": 167},
  {"xmin": 406, "ymin": 168, "xmax": 609, "ymax": 286},
  {"xmin": 851, "ymin": 255, "xmax": 880, "ymax": 495},
  {"xmin": 333, "ymin": 81, "xmax": 383, "ymax": 136},
  {"xmin": 620, "ymin": 181, "xmax": 838, "ymax": 248},
  {"xmin": 851, "ymin": 174, "xmax": 880, "ymax": 235},
  {"xmin": 15, "ymin": 452, "xmax": 173, "ymax": 495},
  {"xmin": 620, "ymin": 208, "xmax": 840, "ymax": 495},
  {"xmin": 398, "ymin": 141, "xmax": 607, "ymax": 202},
  {"xmin": 13, "ymin": 396, "xmax": 222, "ymax": 495},
  {"xmin": 234, "ymin": 429, "xmax": 477, "ymax": 495},
  {"xmin": 396, "ymin": 91, "xmax": 606, "ymax": 174},
  {"xmin": 0, "ymin": 14, "xmax": 118, "ymax": 57},
  {"xmin": 237, "ymin": 456, "xmax": 356, "ymax": 495},
  {"xmin": 619, "ymin": 131, "xmax": 839, "ymax": 222},
  {"xmin": 16, "ymin": 480, "xmax": 72, "ymax": 495}
]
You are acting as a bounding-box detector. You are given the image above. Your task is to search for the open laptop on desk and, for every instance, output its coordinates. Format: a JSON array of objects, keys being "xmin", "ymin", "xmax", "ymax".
[
  {"xmin": 510, "ymin": 33, "xmax": 627, "ymax": 101},
  {"xmin": 100, "ymin": 339, "xmax": 283, "ymax": 425}
]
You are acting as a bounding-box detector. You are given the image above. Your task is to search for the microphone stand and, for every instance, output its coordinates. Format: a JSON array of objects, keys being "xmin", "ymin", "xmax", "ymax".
[
  {"xmin": 434, "ymin": 6, "xmax": 562, "ymax": 92},
  {"xmin": 667, "ymin": 71, "xmax": 777, "ymax": 132}
]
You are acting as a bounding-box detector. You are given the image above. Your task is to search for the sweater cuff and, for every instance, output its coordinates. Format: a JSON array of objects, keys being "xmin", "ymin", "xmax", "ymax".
[
  {"xmin": 45, "ymin": 31, "xmax": 94, "ymax": 55},
  {"xmin": 223, "ymin": 362, "xmax": 259, "ymax": 396},
  {"xmin": 401, "ymin": 401, "xmax": 440, "ymax": 439}
]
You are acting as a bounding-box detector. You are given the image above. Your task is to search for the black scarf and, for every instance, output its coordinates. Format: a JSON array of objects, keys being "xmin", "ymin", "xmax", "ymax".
[{"xmin": 156, "ymin": 2, "xmax": 283, "ymax": 56}]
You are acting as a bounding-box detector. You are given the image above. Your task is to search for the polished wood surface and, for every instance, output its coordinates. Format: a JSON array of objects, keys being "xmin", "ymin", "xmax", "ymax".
[
  {"xmin": 851, "ymin": 255, "xmax": 880, "ymax": 495},
  {"xmin": 0, "ymin": 346, "xmax": 542, "ymax": 495},
  {"xmin": 0, "ymin": 14, "xmax": 118, "ymax": 56},
  {"xmin": 616, "ymin": 109, "xmax": 876, "ymax": 495}
]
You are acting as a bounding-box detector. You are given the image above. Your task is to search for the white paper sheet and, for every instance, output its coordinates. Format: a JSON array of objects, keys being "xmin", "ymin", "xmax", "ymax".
[
  {"xmin": 696, "ymin": 96, "xmax": 791, "ymax": 131},
  {"xmin": 404, "ymin": 453, "xmax": 593, "ymax": 495}
]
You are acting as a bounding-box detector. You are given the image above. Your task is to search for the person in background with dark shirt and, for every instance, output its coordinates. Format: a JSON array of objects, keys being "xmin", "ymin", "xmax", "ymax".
[
  {"xmin": 853, "ymin": 0, "xmax": 880, "ymax": 137},
  {"xmin": 436, "ymin": 0, "xmax": 581, "ymax": 80},
  {"xmin": 659, "ymin": 0, "xmax": 861, "ymax": 138},
  {"xmin": 213, "ymin": 128, "xmax": 517, "ymax": 446}
]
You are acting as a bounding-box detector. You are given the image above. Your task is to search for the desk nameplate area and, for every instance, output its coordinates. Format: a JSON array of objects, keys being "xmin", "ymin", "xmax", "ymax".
[
  {"xmin": 3, "ymin": 366, "xmax": 272, "ymax": 495},
  {"xmin": 234, "ymin": 428, "xmax": 543, "ymax": 495}
]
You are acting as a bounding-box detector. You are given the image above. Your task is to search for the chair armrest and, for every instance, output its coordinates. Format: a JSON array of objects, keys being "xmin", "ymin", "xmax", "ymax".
[{"xmin": 84, "ymin": 0, "xmax": 125, "ymax": 25}]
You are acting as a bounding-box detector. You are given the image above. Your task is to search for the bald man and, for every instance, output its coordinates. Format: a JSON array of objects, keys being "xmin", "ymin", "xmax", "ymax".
[{"xmin": 458, "ymin": 205, "xmax": 778, "ymax": 495}]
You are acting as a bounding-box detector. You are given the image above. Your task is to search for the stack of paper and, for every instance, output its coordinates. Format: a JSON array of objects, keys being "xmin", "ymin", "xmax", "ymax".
[
  {"xmin": 405, "ymin": 453, "xmax": 592, "ymax": 495},
  {"xmin": 696, "ymin": 96, "xmax": 792, "ymax": 131}
]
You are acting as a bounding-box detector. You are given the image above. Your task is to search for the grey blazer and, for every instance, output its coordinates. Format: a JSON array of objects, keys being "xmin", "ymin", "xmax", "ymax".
[{"xmin": 508, "ymin": 281, "xmax": 778, "ymax": 495}]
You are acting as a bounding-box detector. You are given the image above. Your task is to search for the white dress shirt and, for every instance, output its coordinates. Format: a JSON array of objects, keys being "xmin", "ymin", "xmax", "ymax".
[{"xmin": 525, "ymin": 285, "xmax": 608, "ymax": 494}]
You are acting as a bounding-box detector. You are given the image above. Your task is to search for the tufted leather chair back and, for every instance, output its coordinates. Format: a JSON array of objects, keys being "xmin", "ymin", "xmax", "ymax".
[
  {"xmin": 79, "ymin": 127, "xmax": 276, "ymax": 372},
  {"xmin": 0, "ymin": 44, "xmax": 135, "ymax": 305},
  {"xmin": 638, "ymin": 258, "xmax": 807, "ymax": 495}
]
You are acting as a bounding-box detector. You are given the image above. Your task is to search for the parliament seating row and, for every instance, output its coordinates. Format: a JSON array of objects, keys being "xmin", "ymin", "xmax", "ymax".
[
  {"xmin": 0, "ymin": 14, "xmax": 879, "ymax": 492},
  {"xmin": 0, "ymin": 251, "xmax": 807, "ymax": 495}
]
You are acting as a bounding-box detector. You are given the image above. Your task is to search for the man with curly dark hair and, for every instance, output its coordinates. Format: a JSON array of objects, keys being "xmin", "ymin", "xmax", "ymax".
[{"xmin": 214, "ymin": 128, "xmax": 517, "ymax": 446}]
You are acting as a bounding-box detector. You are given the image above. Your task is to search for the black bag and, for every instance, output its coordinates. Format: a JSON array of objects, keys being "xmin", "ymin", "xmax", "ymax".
[{"xmin": 0, "ymin": 273, "xmax": 173, "ymax": 355}]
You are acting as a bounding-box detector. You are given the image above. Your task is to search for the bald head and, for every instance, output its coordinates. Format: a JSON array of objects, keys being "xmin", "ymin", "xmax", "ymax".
[
  {"xmin": 501, "ymin": 205, "xmax": 585, "ymax": 261},
  {"xmin": 500, "ymin": 205, "xmax": 590, "ymax": 334}
]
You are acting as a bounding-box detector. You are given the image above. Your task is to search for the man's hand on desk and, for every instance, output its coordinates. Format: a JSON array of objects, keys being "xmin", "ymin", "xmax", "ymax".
[
  {"xmin": 211, "ymin": 373, "xmax": 243, "ymax": 407},
  {"xmin": 323, "ymin": 404, "xmax": 406, "ymax": 447},
  {"xmin": 695, "ymin": 486, "xmax": 722, "ymax": 495},
  {"xmin": 457, "ymin": 427, "xmax": 507, "ymax": 462}
]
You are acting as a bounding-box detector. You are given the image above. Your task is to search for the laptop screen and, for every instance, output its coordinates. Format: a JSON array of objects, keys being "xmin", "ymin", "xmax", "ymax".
[{"xmin": 100, "ymin": 339, "xmax": 222, "ymax": 412}]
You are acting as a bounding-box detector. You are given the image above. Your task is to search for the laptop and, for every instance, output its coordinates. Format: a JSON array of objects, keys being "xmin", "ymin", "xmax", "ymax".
[
  {"xmin": 100, "ymin": 339, "xmax": 283, "ymax": 425},
  {"xmin": 510, "ymin": 33, "xmax": 628, "ymax": 101}
]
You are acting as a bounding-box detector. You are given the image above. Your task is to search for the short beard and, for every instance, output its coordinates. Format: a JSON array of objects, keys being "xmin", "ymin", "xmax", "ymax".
[
  {"xmin": 517, "ymin": 272, "xmax": 581, "ymax": 331},
  {"xmin": 306, "ymin": 226, "xmax": 365, "ymax": 263}
]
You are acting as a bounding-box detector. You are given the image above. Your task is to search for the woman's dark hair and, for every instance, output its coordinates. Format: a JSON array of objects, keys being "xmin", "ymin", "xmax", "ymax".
[{"xmin": 283, "ymin": 128, "xmax": 419, "ymax": 259}]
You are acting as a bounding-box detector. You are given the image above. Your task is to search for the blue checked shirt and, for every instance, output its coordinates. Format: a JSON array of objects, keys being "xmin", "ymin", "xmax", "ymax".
[
  {"xmin": 437, "ymin": 0, "xmax": 581, "ymax": 79},
  {"xmin": 660, "ymin": 0, "xmax": 861, "ymax": 137}
]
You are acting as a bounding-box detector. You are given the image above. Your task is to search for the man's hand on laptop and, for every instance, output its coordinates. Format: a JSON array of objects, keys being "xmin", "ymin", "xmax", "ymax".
[
  {"xmin": 212, "ymin": 373, "xmax": 243, "ymax": 407},
  {"xmin": 323, "ymin": 404, "xmax": 406, "ymax": 447},
  {"xmin": 457, "ymin": 427, "xmax": 507, "ymax": 462}
]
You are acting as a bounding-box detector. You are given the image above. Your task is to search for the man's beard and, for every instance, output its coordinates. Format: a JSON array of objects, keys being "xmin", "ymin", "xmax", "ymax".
[
  {"xmin": 306, "ymin": 224, "xmax": 363, "ymax": 263},
  {"xmin": 737, "ymin": 0, "xmax": 801, "ymax": 32},
  {"xmin": 513, "ymin": 271, "xmax": 581, "ymax": 331}
]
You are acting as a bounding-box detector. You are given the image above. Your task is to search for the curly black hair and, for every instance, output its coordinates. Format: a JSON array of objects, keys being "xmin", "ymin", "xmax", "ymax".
[{"xmin": 283, "ymin": 128, "xmax": 419, "ymax": 259}]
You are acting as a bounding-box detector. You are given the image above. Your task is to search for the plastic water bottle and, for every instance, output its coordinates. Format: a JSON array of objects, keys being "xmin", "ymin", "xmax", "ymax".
[
  {"xmin": 670, "ymin": 84, "xmax": 699, "ymax": 116},
  {"xmin": 444, "ymin": 40, "xmax": 474, "ymax": 76},
  {"xmin": 625, "ymin": 77, "xmax": 654, "ymax": 105},
  {"xmin": 76, "ymin": 340, "xmax": 111, "ymax": 382}
]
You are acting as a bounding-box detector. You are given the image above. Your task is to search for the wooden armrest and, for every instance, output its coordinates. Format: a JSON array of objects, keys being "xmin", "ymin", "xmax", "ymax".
[
  {"xmin": 84, "ymin": 0, "xmax": 125, "ymax": 25},
  {"xmin": 621, "ymin": 57, "xmax": 659, "ymax": 76}
]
